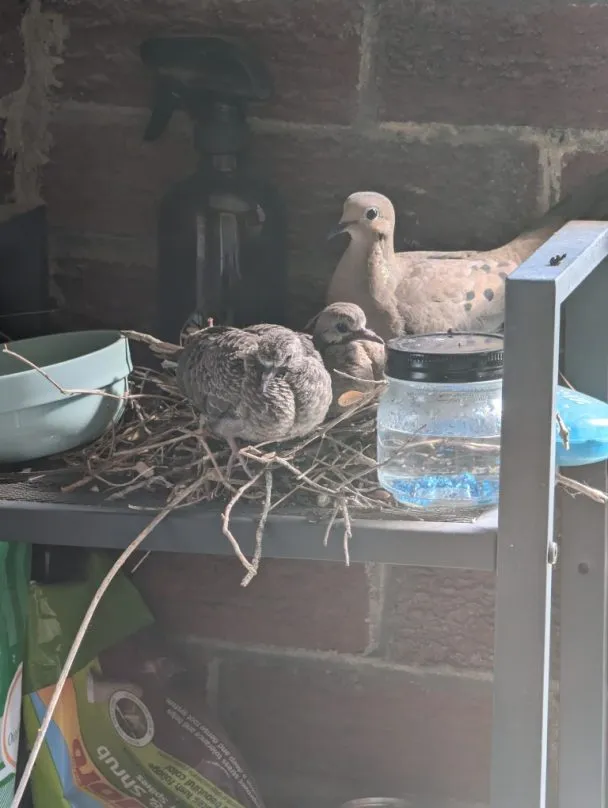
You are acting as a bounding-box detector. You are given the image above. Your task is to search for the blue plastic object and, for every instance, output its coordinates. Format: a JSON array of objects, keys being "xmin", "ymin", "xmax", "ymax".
[
  {"xmin": 556, "ymin": 385, "xmax": 608, "ymax": 467},
  {"xmin": 0, "ymin": 330, "xmax": 132, "ymax": 463}
]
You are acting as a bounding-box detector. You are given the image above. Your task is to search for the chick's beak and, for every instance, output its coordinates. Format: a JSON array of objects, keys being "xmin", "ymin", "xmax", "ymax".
[
  {"xmin": 327, "ymin": 220, "xmax": 350, "ymax": 240},
  {"xmin": 357, "ymin": 328, "xmax": 385, "ymax": 345}
]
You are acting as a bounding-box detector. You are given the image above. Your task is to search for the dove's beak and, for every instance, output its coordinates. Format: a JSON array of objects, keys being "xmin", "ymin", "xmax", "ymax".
[
  {"xmin": 327, "ymin": 221, "xmax": 350, "ymax": 240},
  {"xmin": 261, "ymin": 368, "xmax": 276, "ymax": 393},
  {"xmin": 357, "ymin": 328, "xmax": 385, "ymax": 345}
]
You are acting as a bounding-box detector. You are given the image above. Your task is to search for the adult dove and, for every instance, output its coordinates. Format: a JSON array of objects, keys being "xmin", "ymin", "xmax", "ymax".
[
  {"xmin": 176, "ymin": 324, "xmax": 332, "ymax": 466},
  {"xmin": 312, "ymin": 302, "xmax": 385, "ymax": 415},
  {"xmin": 327, "ymin": 172, "xmax": 608, "ymax": 340}
]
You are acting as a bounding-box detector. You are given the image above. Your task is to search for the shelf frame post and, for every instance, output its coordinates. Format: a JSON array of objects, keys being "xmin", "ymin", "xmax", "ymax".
[
  {"xmin": 559, "ymin": 257, "xmax": 608, "ymax": 808},
  {"xmin": 491, "ymin": 221, "xmax": 608, "ymax": 808}
]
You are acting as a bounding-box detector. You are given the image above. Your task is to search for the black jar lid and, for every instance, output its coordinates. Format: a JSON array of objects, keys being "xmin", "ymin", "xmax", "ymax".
[{"xmin": 386, "ymin": 331, "xmax": 504, "ymax": 383}]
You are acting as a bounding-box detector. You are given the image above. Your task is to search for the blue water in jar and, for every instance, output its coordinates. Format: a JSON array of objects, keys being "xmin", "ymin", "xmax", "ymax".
[
  {"xmin": 377, "ymin": 355, "xmax": 503, "ymax": 517},
  {"xmin": 377, "ymin": 423, "xmax": 501, "ymax": 514}
]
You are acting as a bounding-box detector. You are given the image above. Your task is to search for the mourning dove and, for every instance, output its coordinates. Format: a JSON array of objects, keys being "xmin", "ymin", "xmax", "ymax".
[
  {"xmin": 327, "ymin": 171, "xmax": 608, "ymax": 340},
  {"xmin": 312, "ymin": 302, "xmax": 385, "ymax": 414},
  {"xmin": 176, "ymin": 324, "xmax": 332, "ymax": 465}
]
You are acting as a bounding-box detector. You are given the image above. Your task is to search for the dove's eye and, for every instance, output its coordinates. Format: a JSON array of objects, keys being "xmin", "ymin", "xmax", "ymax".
[
  {"xmin": 365, "ymin": 207, "xmax": 379, "ymax": 221},
  {"xmin": 335, "ymin": 322, "xmax": 349, "ymax": 333}
]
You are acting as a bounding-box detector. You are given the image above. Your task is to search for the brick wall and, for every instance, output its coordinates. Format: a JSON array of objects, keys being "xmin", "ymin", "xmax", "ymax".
[
  {"xmin": 0, "ymin": 2, "xmax": 22, "ymax": 206},
  {"xmin": 2, "ymin": 0, "xmax": 608, "ymax": 805},
  {"xmin": 132, "ymin": 557, "xmax": 496, "ymax": 808},
  {"xmin": 20, "ymin": 0, "xmax": 608, "ymax": 331}
]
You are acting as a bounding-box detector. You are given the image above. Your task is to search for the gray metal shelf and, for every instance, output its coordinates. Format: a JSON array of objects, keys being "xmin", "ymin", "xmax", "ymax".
[
  {"xmin": 1, "ymin": 220, "xmax": 607, "ymax": 808},
  {"xmin": 0, "ymin": 494, "xmax": 498, "ymax": 569}
]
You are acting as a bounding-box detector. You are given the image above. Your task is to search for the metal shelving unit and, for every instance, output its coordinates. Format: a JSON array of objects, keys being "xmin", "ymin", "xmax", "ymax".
[{"xmin": 1, "ymin": 220, "xmax": 607, "ymax": 808}]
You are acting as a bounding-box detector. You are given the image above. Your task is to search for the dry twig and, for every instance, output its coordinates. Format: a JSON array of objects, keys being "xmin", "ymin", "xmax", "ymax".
[
  {"xmin": 341, "ymin": 496, "xmax": 352, "ymax": 567},
  {"xmin": 1, "ymin": 343, "xmax": 162, "ymax": 402},
  {"xmin": 556, "ymin": 412, "xmax": 570, "ymax": 451},
  {"xmin": 557, "ymin": 472, "xmax": 608, "ymax": 504},
  {"xmin": 221, "ymin": 471, "xmax": 265, "ymax": 579},
  {"xmin": 241, "ymin": 470, "xmax": 273, "ymax": 587}
]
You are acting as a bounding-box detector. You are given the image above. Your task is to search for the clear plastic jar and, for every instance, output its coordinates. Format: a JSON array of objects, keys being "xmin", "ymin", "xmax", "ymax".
[{"xmin": 377, "ymin": 332, "xmax": 504, "ymax": 517}]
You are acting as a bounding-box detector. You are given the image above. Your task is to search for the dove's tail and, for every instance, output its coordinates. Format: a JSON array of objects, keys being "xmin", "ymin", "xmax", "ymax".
[
  {"xmin": 542, "ymin": 166, "xmax": 608, "ymax": 224},
  {"xmin": 505, "ymin": 167, "xmax": 608, "ymax": 261}
]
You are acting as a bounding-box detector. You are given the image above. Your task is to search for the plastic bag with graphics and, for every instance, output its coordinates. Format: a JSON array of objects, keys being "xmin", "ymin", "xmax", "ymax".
[
  {"xmin": 23, "ymin": 553, "xmax": 265, "ymax": 808},
  {"xmin": 0, "ymin": 542, "xmax": 30, "ymax": 808}
]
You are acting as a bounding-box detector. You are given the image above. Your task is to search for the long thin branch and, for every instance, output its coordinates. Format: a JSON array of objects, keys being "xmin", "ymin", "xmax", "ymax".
[
  {"xmin": 241, "ymin": 471, "xmax": 273, "ymax": 587},
  {"xmin": 557, "ymin": 472, "xmax": 608, "ymax": 504},
  {"xmin": 121, "ymin": 330, "xmax": 181, "ymax": 356},
  {"xmin": 341, "ymin": 497, "xmax": 352, "ymax": 567},
  {"xmin": 1, "ymin": 344, "xmax": 148, "ymax": 401},
  {"xmin": 556, "ymin": 412, "xmax": 570, "ymax": 450},
  {"xmin": 221, "ymin": 472, "xmax": 264, "ymax": 577},
  {"xmin": 323, "ymin": 501, "xmax": 341, "ymax": 547}
]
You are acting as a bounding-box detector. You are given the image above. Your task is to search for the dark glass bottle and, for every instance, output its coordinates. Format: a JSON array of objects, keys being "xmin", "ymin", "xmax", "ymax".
[
  {"xmin": 0, "ymin": 206, "xmax": 50, "ymax": 342},
  {"xmin": 141, "ymin": 36, "xmax": 287, "ymax": 343}
]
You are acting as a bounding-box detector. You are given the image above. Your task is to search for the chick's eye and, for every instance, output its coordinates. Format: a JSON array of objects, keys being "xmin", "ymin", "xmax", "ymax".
[
  {"xmin": 365, "ymin": 207, "xmax": 379, "ymax": 221},
  {"xmin": 335, "ymin": 322, "xmax": 349, "ymax": 333}
]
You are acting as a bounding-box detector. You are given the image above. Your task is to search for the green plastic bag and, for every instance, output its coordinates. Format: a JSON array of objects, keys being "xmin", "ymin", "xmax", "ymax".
[
  {"xmin": 0, "ymin": 542, "xmax": 31, "ymax": 808},
  {"xmin": 23, "ymin": 553, "xmax": 265, "ymax": 808}
]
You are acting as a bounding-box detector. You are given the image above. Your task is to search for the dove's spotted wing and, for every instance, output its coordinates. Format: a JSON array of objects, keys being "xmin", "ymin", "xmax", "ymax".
[{"xmin": 394, "ymin": 252, "xmax": 519, "ymax": 334}]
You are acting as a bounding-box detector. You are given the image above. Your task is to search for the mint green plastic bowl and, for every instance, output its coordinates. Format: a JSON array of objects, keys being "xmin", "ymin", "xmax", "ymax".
[{"xmin": 0, "ymin": 330, "xmax": 132, "ymax": 463}]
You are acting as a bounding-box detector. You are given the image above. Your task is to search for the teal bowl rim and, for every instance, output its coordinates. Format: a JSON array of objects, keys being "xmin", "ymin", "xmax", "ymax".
[
  {"xmin": 0, "ymin": 330, "xmax": 133, "ymax": 415},
  {"xmin": 0, "ymin": 329, "xmax": 129, "ymax": 376}
]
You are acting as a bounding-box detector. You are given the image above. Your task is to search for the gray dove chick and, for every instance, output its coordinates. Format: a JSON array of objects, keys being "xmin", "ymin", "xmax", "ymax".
[
  {"xmin": 176, "ymin": 324, "xmax": 332, "ymax": 465},
  {"xmin": 327, "ymin": 172, "xmax": 608, "ymax": 339},
  {"xmin": 244, "ymin": 322, "xmax": 319, "ymax": 359},
  {"xmin": 312, "ymin": 302, "xmax": 385, "ymax": 415}
]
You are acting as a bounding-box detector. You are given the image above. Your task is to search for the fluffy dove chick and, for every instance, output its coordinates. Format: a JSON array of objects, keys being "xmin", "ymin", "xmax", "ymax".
[
  {"xmin": 176, "ymin": 324, "xmax": 332, "ymax": 460},
  {"xmin": 327, "ymin": 172, "xmax": 608, "ymax": 339},
  {"xmin": 313, "ymin": 302, "xmax": 385, "ymax": 415}
]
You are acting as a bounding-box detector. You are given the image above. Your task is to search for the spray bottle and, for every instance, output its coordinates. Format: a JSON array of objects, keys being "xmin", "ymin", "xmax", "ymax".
[{"xmin": 141, "ymin": 35, "xmax": 287, "ymax": 342}]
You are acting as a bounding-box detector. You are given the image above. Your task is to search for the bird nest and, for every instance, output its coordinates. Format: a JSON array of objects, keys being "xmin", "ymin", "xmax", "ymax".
[
  {"xmin": 2, "ymin": 330, "xmax": 605, "ymax": 586},
  {"xmin": 2, "ymin": 330, "xmax": 409, "ymax": 584}
]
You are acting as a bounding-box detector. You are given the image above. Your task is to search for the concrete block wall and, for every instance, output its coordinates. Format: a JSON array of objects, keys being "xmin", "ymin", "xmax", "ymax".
[
  {"xmin": 0, "ymin": 2, "xmax": 23, "ymax": 205},
  {"xmin": 1, "ymin": 0, "xmax": 606, "ymax": 805}
]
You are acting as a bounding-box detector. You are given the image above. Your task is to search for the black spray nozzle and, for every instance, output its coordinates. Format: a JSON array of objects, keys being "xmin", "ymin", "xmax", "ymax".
[{"xmin": 141, "ymin": 36, "xmax": 273, "ymax": 142}]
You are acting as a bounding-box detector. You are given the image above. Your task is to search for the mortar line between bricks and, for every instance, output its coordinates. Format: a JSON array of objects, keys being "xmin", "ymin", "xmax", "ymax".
[
  {"xmin": 178, "ymin": 635, "xmax": 494, "ymax": 686},
  {"xmin": 53, "ymin": 100, "xmax": 349, "ymax": 135},
  {"xmin": 363, "ymin": 562, "xmax": 389, "ymax": 655},
  {"xmin": 537, "ymin": 140, "xmax": 563, "ymax": 213},
  {"xmin": 180, "ymin": 637, "xmax": 562, "ymax": 695},
  {"xmin": 53, "ymin": 100, "xmax": 608, "ymax": 152},
  {"xmin": 49, "ymin": 227, "xmax": 156, "ymax": 265},
  {"xmin": 379, "ymin": 121, "xmax": 608, "ymax": 151},
  {"xmin": 353, "ymin": 0, "xmax": 380, "ymax": 128}
]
